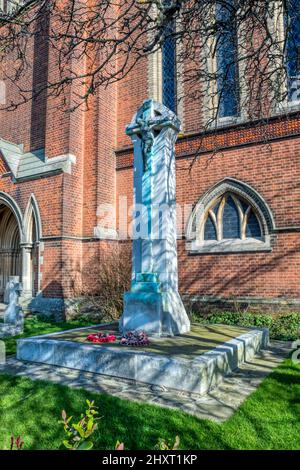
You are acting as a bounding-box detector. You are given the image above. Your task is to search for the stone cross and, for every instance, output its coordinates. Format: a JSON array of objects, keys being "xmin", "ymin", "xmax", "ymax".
[
  {"xmin": 120, "ymin": 99, "xmax": 190, "ymax": 336},
  {"xmin": 126, "ymin": 99, "xmax": 176, "ymax": 172}
]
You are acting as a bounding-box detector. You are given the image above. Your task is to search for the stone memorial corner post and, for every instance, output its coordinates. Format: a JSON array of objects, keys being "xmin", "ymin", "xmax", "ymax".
[{"xmin": 119, "ymin": 99, "xmax": 191, "ymax": 336}]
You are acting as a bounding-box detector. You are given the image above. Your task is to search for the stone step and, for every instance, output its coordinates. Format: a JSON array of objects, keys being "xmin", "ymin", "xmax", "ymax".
[
  {"xmin": 131, "ymin": 281, "xmax": 161, "ymax": 293},
  {"xmin": 135, "ymin": 273, "xmax": 159, "ymax": 283}
]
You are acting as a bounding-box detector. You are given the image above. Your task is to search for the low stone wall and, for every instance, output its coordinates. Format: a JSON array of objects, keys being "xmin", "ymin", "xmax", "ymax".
[
  {"xmin": 24, "ymin": 295, "xmax": 117, "ymax": 323},
  {"xmin": 23, "ymin": 292, "xmax": 300, "ymax": 323},
  {"xmin": 22, "ymin": 295, "xmax": 65, "ymax": 321},
  {"xmin": 183, "ymin": 295, "xmax": 300, "ymax": 316}
]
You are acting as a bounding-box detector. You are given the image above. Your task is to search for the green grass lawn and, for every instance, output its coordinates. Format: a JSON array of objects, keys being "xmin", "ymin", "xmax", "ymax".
[
  {"xmin": 2, "ymin": 316, "xmax": 94, "ymax": 355},
  {"xmin": 0, "ymin": 317, "xmax": 299, "ymax": 450},
  {"xmin": 0, "ymin": 359, "xmax": 299, "ymax": 450}
]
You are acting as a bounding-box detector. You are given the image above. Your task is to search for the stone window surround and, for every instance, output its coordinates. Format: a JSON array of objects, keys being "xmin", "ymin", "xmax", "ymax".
[
  {"xmin": 204, "ymin": 1, "xmax": 300, "ymax": 131},
  {"xmin": 203, "ymin": 2, "xmax": 242, "ymax": 128},
  {"xmin": 148, "ymin": 10, "xmax": 184, "ymax": 127},
  {"xmin": 186, "ymin": 178, "xmax": 275, "ymax": 254},
  {"xmin": 0, "ymin": 0, "xmax": 22, "ymax": 14},
  {"xmin": 269, "ymin": 1, "xmax": 300, "ymax": 115}
]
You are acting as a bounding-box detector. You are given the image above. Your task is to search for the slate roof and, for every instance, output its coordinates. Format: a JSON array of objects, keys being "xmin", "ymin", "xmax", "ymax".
[{"xmin": 0, "ymin": 137, "xmax": 76, "ymax": 181}]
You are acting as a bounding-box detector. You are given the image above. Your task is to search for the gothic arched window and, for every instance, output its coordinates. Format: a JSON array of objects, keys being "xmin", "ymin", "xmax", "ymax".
[
  {"xmin": 203, "ymin": 193, "xmax": 261, "ymax": 242},
  {"xmin": 186, "ymin": 179, "xmax": 274, "ymax": 254},
  {"xmin": 162, "ymin": 21, "xmax": 177, "ymax": 112},
  {"xmin": 216, "ymin": 0, "xmax": 239, "ymax": 118},
  {"xmin": 285, "ymin": 0, "xmax": 300, "ymax": 101}
]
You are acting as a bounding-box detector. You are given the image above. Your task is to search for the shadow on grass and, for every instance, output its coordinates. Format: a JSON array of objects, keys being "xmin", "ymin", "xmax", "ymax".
[
  {"xmin": 1, "ymin": 357, "xmax": 300, "ymax": 450},
  {"xmin": 0, "ymin": 373, "xmax": 216, "ymax": 450}
]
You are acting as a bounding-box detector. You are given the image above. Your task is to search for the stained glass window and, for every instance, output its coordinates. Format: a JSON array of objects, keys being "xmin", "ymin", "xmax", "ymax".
[
  {"xmin": 285, "ymin": 0, "xmax": 300, "ymax": 101},
  {"xmin": 222, "ymin": 196, "xmax": 240, "ymax": 239},
  {"xmin": 162, "ymin": 21, "xmax": 177, "ymax": 112},
  {"xmin": 204, "ymin": 215, "xmax": 217, "ymax": 241},
  {"xmin": 215, "ymin": 1, "xmax": 239, "ymax": 117},
  {"xmin": 203, "ymin": 193, "xmax": 261, "ymax": 242},
  {"xmin": 246, "ymin": 211, "xmax": 262, "ymax": 239}
]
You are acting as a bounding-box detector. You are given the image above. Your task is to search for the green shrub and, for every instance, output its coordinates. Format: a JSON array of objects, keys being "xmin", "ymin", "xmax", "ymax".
[
  {"xmin": 154, "ymin": 436, "xmax": 180, "ymax": 450},
  {"xmin": 270, "ymin": 314, "xmax": 300, "ymax": 341},
  {"xmin": 60, "ymin": 400, "xmax": 100, "ymax": 450},
  {"xmin": 191, "ymin": 311, "xmax": 300, "ymax": 341},
  {"xmin": 73, "ymin": 245, "xmax": 131, "ymax": 323}
]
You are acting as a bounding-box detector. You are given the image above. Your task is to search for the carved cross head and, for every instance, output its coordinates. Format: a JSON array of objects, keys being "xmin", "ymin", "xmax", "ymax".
[
  {"xmin": 126, "ymin": 100, "xmax": 181, "ymax": 172},
  {"xmin": 126, "ymin": 99, "xmax": 181, "ymax": 138}
]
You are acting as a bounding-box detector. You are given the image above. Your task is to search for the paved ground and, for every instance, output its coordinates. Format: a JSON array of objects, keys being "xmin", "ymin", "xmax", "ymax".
[{"xmin": 0, "ymin": 341, "xmax": 292, "ymax": 422}]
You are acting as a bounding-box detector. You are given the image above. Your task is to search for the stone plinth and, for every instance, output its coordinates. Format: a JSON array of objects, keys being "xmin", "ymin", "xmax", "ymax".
[{"xmin": 17, "ymin": 325, "xmax": 269, "ymax": 396}]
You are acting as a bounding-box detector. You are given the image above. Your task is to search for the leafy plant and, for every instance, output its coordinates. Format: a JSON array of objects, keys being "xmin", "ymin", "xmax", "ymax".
[
  {"xmin": 10, "ymin": 435, "xmax": 24, "ymax": 450},
  {"xmin": 115, "ymin": 441, "xmax": 125, "ymax": 450},
  {"xmin": 115, "ymin": 437, "xmax": 180, "ymax": 450},
  {"xmin": 191, "ymin": 311, "xmax": 300, "ymax": 341},
  {"xmin": 155, "ymin": 436, "xmax": 180, "ymax": 450},
  {"xmin": 60, "ymin": 399, "xmax": 180, "ymax": 451},
  {"xmin": 60, "ymin": 400, "xmax": 100, "ymax": 450}
]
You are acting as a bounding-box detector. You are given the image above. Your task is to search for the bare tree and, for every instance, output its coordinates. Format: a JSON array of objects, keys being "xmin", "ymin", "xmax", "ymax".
[{"xmin": 0, "ymin": 1, "xmax": 299, "ymax": 131}]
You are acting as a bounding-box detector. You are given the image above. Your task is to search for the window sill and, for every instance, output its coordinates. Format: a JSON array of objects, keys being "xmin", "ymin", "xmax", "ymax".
[
  {"xmin": 206, "ymin": 115, "xmax": 245, "ymax": 130},
  {"xmin": 186, "ymin": 238, "xmax": 272, "ymax": 254},
  {"xmin": 204, "ymin": 101, "xmax": 300, "ymax": 133},
  {"xmin": 217, "ymin": 116, "xmax": 239, "ymax": 125},
  {"xmin": 275, "ymin": 100, "xmax": 300, "ymax": 115}
]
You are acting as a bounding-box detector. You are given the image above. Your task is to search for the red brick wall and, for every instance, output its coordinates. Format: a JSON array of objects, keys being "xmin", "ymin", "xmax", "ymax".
[
  {"xmin": 1, "ymin": 17, "xmax": 300, "ymax": 306},
  {"xmin": 116, "ymin": 134, "xmax": 300, "ymax": 300},
  {"xmin": 177, "ymin": 233, "xmax": 299, "ymax": 299},
  {"xmin": 117, "ymin": 56, "xmax": 149, "ymax": 149},
  {"xmin": 0, "ymin": 44, "xmax": 34, "ymax": 152}
]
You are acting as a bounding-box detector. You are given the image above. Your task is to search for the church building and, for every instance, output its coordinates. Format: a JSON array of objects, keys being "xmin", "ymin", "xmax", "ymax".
[{"xmin": 0, "ymin": 0, "xmax": 299, "ymax": 317}]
